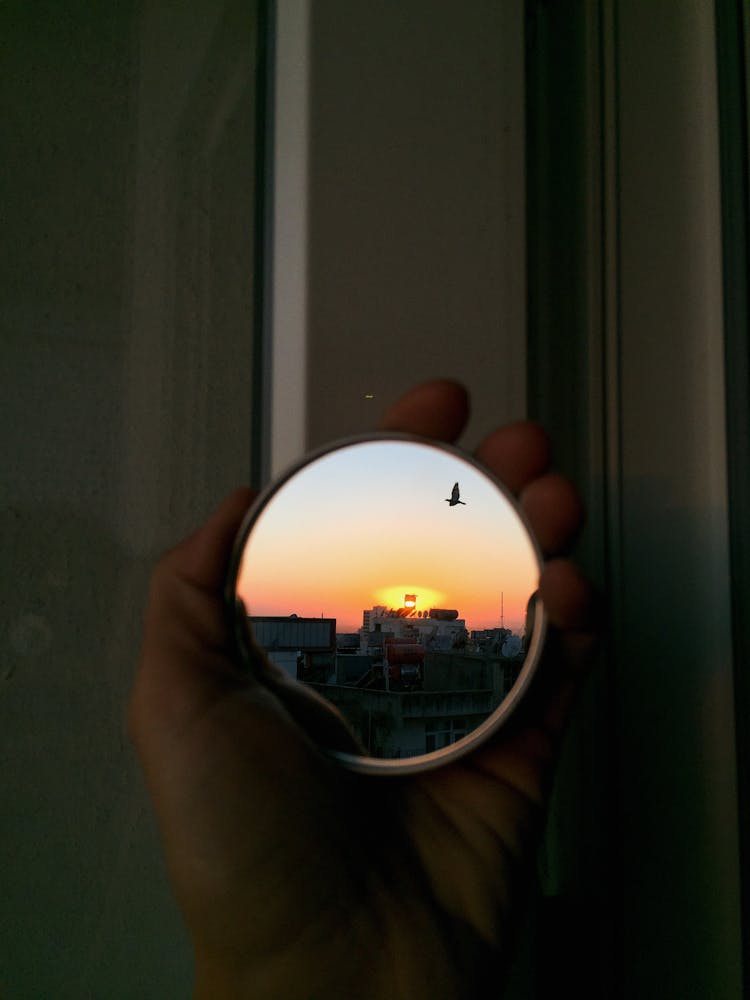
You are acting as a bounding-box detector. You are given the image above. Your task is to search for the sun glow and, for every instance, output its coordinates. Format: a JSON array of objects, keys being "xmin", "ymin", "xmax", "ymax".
[{"xmin": 373, "ymin": 585, "xmax": 447, "ymax": 613}]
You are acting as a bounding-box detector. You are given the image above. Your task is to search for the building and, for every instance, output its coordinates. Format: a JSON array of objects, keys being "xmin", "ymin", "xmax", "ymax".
[
  {"xmin": 249, "ymin": 615, "xmax": 336, "ymax": 681},
  {"xmin": 470, "ymin": 627, "xmax": 522, "ymax": 658},
  {"xmin": 308, "ymin": 649, "xmax": 521, "ymax": 759},
  {"xmin": 250, "ymin": 602, "xmax": 525, "ymax": 760},
  {"xmin": 297, "ymin": 598, "xmax": 527, "ymax": 758},
  {"xmin": 360, "ymin": 600, "xmax": 468, "ymax": 653}
]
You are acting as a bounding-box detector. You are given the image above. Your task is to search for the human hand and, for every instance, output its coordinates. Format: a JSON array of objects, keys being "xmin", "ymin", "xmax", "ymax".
[{"xmin": 129, "ymin": 380, "xmax": 597, "ymax": 1000}]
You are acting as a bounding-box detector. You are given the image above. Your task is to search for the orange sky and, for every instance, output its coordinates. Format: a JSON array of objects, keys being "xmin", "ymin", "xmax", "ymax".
[{"xmin": 236, "ymin": 440, "xmax": 539, "ymax": 632}]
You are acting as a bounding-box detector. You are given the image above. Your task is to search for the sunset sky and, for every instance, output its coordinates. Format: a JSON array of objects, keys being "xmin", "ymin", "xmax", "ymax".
[{"xmin": 236, "ymin": 440, "xmax": 539, "ymax": 632}]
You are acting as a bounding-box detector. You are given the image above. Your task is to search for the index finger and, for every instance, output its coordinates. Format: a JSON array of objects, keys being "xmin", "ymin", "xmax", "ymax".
[{"xmin": 378, "ymin": 378, "xmax": 470, "ymax": 442}]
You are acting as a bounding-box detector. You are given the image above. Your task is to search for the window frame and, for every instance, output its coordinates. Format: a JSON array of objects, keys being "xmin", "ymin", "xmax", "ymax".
[{"xmin": 527, "ymin": 0, "xmax": 745, "ymax": 995}]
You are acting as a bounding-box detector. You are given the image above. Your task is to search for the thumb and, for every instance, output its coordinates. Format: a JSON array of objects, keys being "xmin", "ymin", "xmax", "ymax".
[{"xmin": 129, "ymin": 488, "xmax": 256, "ymax": 748}]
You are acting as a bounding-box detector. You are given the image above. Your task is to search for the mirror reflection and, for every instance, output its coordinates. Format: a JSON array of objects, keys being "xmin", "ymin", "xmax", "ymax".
[{"xmin": 234, "ymin": 438, "xmax": 542, "ymax": 764}]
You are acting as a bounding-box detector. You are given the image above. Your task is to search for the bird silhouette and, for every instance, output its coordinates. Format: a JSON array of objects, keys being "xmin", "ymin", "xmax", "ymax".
[{"xmin": 445, "ymin": 482, "xmax": 466, "ymax": 506}]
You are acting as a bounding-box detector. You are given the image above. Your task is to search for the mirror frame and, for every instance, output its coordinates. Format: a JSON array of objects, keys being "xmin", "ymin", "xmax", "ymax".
[{"xmin": 225, "ymin": 431, "xmax": 548, "ymax": 774}]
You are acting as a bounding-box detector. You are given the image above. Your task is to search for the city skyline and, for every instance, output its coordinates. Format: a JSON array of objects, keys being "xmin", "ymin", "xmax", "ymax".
[{"xmin": 236, "ymin": 440, "xmax": 539, "ymax": 632}]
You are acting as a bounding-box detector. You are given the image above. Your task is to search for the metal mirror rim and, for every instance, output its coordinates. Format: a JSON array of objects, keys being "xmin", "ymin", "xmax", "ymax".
[{"xmin": 225, "ymin": 431, "xmax": 548, "ymax": 775}]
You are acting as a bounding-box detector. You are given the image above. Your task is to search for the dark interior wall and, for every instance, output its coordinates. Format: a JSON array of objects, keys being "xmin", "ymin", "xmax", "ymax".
[
  {"xmin": 305, "ymin": 0, "xmax": 526, "ymax": 449},
  {"xmin": 526, "ymin": 3, "xmax": 744, "ymax": 997},
  {"xmin": 2, "ymin": 2, "xmax": 135, "ymax": 520},
  {"xmin": 1, "ymin": 3, "xmax": 258, "ymax": 996}
]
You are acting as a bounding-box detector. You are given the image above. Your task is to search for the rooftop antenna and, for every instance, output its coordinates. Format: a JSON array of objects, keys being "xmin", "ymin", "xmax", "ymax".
[{"xmin": 500, "ymin": 592, "xmax": 504, "ymax": 630}]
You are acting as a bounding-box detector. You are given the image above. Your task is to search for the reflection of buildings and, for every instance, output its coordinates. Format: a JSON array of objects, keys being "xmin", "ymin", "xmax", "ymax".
[
  {"xmin": 309, "ymin": 649, "xmax": 522, "ymax": 758},
  {"xmin": 249, "ymin": 616, "xmax": 335, "ymax": 682},
  {"xmin": 361, "ymin": 603, "xmax": 468, "ymax": 653},
  {"xmin": 470, "ymin": 627, "xmax": 523, "ymax": 659},
  {"xmin": 250, "ymin": 597, "xmax": 525, "ymax": 759}
]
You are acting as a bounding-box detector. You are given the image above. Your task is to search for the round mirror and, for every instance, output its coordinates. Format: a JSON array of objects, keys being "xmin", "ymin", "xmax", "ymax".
[{"xmin": 226, "ymin": 434, "xmax": 546, "ymax": 774}]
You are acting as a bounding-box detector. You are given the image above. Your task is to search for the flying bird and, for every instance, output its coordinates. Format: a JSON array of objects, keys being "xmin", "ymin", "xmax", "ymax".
[{"xmin": 445, "ymin": 482, "xmax": 466, "ymax": 506}]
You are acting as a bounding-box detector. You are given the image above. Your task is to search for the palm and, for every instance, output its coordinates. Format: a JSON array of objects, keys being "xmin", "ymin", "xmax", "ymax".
[
  {"xmin": 129, "ymin": 381, "xmax": 595, "ymax": 999},
  {"xmin": 144, "ymin": 674, "xmax": 545, "ymax": 997}
]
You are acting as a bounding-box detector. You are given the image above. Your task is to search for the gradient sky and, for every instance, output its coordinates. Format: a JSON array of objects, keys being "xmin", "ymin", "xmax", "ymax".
[{"xmin": 236, "ymin": 440, "xmax": 539, "ymax": 632}]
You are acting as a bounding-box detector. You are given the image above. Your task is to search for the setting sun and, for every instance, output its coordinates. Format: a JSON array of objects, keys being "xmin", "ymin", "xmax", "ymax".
[{"xmin": 373, "ymin": 585, "xmax": 447, "ymax": 612}]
